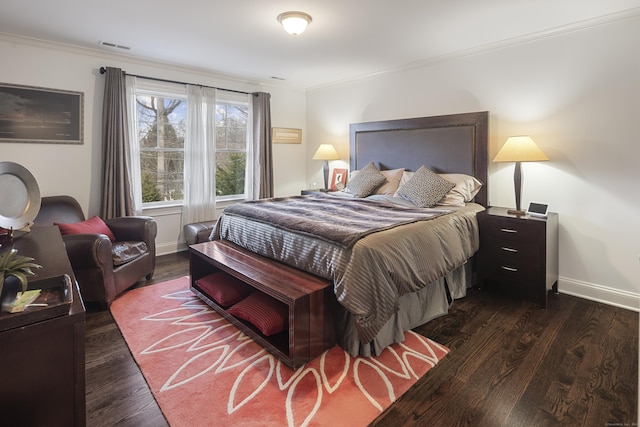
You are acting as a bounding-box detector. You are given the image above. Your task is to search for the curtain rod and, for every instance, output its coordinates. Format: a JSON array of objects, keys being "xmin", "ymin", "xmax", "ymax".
[{"xmin": 99, "ymin": 66, "xmax": 254, "ymax": 96}]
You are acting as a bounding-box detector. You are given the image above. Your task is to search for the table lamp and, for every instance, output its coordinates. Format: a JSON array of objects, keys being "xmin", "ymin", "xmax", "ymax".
[
  {"xmin": 493, "ymin": 136, "xmax": 549, "ymax": 215},
  {"xmin": 312, "ymin": 144, "xmax": 340, "ymax": 190}
]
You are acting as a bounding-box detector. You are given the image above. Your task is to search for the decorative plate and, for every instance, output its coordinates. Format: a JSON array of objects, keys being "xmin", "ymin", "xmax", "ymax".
[{"xmin": 0, "ymin": 162, "xmax": 41, "ymax": 230}]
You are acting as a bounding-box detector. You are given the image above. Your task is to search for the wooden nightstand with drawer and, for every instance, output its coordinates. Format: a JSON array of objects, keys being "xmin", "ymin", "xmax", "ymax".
[{"xmin": 477, "ymin": 207, "xmax": 559, "ymax": 308}]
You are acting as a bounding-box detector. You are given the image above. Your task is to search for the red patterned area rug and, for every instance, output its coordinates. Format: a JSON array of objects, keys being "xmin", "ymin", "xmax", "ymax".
[{"xmin": 110, "ymin": 276, "xmax": 449, "ymax": 427}]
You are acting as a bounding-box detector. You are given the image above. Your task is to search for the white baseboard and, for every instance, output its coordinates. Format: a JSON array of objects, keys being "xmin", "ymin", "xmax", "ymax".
[
  {"xmin": 156, "ymin": 242, "xmax": 187, "ymax": 256},
  {"xmin": 151, "ymin": 246, "xmax": 640, "ymax": 313},
  {"xmin": 558, "ymin": 276, "xmax": 640, "ymax": 312}
]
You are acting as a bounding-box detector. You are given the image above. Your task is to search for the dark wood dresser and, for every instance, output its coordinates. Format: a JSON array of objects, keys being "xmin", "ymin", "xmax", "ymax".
[
  {"xmin": 0, "ymin": 226, "xmax": 86, "ymax": 426},
  {"xmin": 477, "ymin": 207, "xmax": 559, "ymax": 308}
]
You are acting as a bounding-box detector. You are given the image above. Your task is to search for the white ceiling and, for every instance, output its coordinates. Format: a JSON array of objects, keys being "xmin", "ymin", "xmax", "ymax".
[{"xmin": 2, "ymin": 1, "xmax": 639, "ymax": 89}]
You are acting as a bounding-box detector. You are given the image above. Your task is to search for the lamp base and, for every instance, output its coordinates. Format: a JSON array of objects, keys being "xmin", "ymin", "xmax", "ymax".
[
  {"xmin": 507, "ymin": 209, "xmax": 526, "ymax": 216},
  {"xmin": 322, "ymin": 160, "xmax": 330, "ymax": 190}
]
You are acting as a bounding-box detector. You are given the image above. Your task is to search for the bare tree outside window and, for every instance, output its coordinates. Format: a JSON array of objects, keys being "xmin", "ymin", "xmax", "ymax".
[{"xmin": 136, "ymin": 95, "xmax": 186, "ymax": 203}]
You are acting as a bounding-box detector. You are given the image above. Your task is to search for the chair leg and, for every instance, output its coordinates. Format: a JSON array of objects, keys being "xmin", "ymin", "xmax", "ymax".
[{"xmin": 146, "ymin": 272, "xmax": 154, "ymax": 280}]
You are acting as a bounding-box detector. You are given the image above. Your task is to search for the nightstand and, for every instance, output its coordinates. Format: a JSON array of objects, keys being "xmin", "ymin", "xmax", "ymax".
[{"xmin": 477, "ymin": 207, "xmax": 559, "ymax": 308}]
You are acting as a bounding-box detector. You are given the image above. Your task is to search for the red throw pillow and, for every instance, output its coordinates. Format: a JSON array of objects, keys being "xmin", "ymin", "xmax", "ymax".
[
  {"xmin": 55, "ymin": 216, "xmax": 116, "ymax": 242},
  {"xmin": 227, "ymin": 292, "xmax": 288, "ymax": 336},
  {"xmin": 195, "ymin": 272, "xmax": 253, "ymax": 307}
]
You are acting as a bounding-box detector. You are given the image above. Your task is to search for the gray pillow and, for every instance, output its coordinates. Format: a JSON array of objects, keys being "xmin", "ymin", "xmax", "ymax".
[
  {"xmin": 396, "ymin": 165, "xmax": 455, "ymax": 207},
  {"xmin": 346, "ymin": 162, "xmax": 387, "ymax": 197}
]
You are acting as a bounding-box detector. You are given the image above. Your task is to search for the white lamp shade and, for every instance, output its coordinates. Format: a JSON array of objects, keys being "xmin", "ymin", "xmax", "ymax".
[
  {"xmin": 312, "ymin": 144, "xmax": 340, "ymax": 161},
  {"xmin": 493, "ymin": 136, "xmax": 549, "ymax": 162},
  {"xmin": 278, "ymin": 12, "xmax": 312, "ymax": 35}
]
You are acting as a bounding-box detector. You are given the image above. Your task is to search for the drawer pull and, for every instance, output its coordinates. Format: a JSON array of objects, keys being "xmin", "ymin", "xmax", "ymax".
[
  {"xmin": 501, "ymin": 266, "xmax": 518, "ymax": 272},
  {"xmin": 500, "ymin": 228, "xmax": 518, "ymax": 233},
  {"xmin": 501, "ymin": 247, "xmax": 518, "ymax": 253}
]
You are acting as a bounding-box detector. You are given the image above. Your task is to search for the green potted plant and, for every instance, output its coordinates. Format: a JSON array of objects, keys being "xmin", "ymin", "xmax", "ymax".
[{"xmin": 0, "ymin": 249, "xmax": 41, "ymax": 309}]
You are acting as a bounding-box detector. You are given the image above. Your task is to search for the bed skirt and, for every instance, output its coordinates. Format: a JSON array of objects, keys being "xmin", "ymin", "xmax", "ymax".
[{"xmin": 334, "ymin": 260, "xmax": 473, "ymax": 357}]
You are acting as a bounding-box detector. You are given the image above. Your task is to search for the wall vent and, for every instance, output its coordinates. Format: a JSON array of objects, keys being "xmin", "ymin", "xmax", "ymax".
[{"xmin": 98, "ymin": 41, "xmax": 131, "ymax": 50}]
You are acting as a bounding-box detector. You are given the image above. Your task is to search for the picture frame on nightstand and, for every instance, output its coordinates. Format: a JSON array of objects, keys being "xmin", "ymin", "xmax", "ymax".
[{"xmin": 330, "ymin": 168, "xmax": 348, "ymax": 191}]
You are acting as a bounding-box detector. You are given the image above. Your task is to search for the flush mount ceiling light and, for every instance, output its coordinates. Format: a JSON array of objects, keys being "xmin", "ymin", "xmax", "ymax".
[{"xmin": 277, "ymin": 11, "xmax": 312, "ymax": 35}]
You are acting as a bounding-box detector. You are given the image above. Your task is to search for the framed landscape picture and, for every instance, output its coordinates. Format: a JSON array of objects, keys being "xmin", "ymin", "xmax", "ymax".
[
  {"xmin": 272, "ymin": 127, "xmax": 302, "ymax": 144},
  {"xmin": 0, "ymin": 83, "xmax": 84, "ymax": 144}
]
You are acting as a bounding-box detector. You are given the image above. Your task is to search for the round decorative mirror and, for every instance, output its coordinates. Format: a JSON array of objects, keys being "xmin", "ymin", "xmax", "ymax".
[{"xmin": 0, "ymin": 162, "xmax": 41, "ymax": 231}]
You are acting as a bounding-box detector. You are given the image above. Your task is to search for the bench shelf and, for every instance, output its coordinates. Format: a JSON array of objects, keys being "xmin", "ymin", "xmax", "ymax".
[{"xmin": 189, "ymin": 240, "xmax": 335, "ymax": 369}]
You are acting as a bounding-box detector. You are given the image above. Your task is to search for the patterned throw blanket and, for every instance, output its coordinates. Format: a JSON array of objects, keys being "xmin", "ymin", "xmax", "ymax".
[{"xmin": 222, "ymin": 194, "xmax": 450, "ymax": 248}]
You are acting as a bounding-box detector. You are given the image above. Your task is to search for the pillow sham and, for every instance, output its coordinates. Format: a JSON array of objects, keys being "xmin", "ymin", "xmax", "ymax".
[
  {"xmin": 374, "ymin": 168, "xmax": 405, "ymax": 196},
  {"xmin": 396, "ymin": 165, "xmax": 455, "ymax": 208},
  {"xmin": 55, "ymin": 215, "xmax": 116, "ymax": 242},
  {"xmin": 438, "ymin": 173, "xmax": 483, "ymax": 206},
  {"xmin": 345, "ymin": 162, "xmax": 387, "ymax": 197}
]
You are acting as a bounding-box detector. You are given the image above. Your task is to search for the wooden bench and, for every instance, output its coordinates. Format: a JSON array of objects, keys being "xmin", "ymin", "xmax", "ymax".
[{"xmin": 189, "ymin": 240, "xmax": 335, "ymax": 369}]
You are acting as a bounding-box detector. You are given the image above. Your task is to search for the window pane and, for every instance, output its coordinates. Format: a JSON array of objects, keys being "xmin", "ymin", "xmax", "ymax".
[
  {"xmin": 215, "ymin": 102, "xmax": 248, "ymax": 197},
  {"xmin": 140, "ymin": 150, "xmax": 184, "ymax": 202},
  {"xmin": 227, "ymin": 105, "xmax": 247, "ymax": 127},
  {"xmin": 135, "ymin": 93, "xmax": 186, "ymax": 203},
  {"xmin": 215, "ymin": 126, "xmax": 227, "ymax": 149},
  {"xmin": 216, "ymin": 103, "xmax": 247, "ymax": 150},
  {"xmin": 216, "ymin": 151, "xmax": 246, "ymax": 196},
  {"xmin": 227, "ymin": 126, "xmax": 246, "ymax": 150}
]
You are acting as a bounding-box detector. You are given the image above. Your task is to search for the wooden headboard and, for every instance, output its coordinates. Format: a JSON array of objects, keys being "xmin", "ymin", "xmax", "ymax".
[{"xmin": 349, "ymin": 111, "xmax": 489, "ymax": 207}]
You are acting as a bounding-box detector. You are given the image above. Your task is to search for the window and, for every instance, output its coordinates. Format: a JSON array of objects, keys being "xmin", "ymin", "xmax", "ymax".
[
  {"xmin": 215, "ymin": 99, "xmax": 249, "ymax": 199},
  {"xmin": 132, "ymin": 80, "xmax": 251, "ymax": 207},
  {"xmin": 135, "ymin": 89, "xmax": 186, "ymax": 204}
]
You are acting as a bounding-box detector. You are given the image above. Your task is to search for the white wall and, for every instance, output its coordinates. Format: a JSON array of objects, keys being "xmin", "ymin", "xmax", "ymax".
[
  {"xmin": 2, "ymin": 15, "xmax": 638, "ymax": 311},
  {"xmin": 265, "ymin": 85, "xmax": 309, "ymax": 197},
  {"xmin": 0, "ymin": 34, "xmax": 308, "ymax": 255},
  {"xmin": 306, "ymin": 16, "xmax": 640, "ymax": 310}
]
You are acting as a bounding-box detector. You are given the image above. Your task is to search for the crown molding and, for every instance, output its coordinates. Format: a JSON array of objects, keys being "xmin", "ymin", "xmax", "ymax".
[{"xmin": 308, "ymin": 7, "xmax": 640, "ymax": 92}]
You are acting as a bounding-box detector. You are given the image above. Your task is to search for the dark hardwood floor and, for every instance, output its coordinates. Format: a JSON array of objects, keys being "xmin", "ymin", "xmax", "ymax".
[{"xmin": 85, "ymin": 253, "xmax": 638, "ymax": 426}]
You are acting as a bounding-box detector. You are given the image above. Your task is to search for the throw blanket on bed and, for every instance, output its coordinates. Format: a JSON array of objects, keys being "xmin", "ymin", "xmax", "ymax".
[{"xmin": 221, "ymin": 194, "xmax": 450, "ymax": 248}]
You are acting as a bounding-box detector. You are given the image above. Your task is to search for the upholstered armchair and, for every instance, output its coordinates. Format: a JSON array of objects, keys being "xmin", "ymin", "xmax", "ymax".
[{"xmin": 33, "ymin": 195, "xmax": 157, "ymax": 306}]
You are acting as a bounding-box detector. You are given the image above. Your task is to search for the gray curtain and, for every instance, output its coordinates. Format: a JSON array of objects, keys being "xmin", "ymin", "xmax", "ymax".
[
  {"xmin": 251, "ymin": 92, "xmax": 273, "ymax": 199},
  {"xmin": 101, "ymin": 67, "xmax": 133, "ymax": 218}
]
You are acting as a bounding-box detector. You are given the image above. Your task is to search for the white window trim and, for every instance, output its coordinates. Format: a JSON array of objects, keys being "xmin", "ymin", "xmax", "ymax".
[{"xmin": 129, "ymin": 80, "xmax": 252, "ymax": 210}]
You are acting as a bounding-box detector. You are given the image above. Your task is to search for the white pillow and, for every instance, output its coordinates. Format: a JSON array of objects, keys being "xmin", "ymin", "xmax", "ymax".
[
  {"xmin": 374, "ymin": 168, "xmax": 404, "ymax": 196},
  {"xmin": 395, "ymin": 171, "xmax": 415, "ymax": 190},
  {"xmin": 438, "ymin": 174, "xmax": 483, "ymax": 206}
]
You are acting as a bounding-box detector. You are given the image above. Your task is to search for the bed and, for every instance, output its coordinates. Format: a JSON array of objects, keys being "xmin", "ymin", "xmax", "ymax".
[{"xmin": 213, "ymin": 111, "xmax": 489, "ymax": 356}]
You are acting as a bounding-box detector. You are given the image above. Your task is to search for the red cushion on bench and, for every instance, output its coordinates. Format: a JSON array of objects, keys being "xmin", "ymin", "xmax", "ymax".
[
  {"xmin": 227, "ymin": 292, "xmax": 288, "ymax": 336},
  {"xmin": 195, "ymin": 272, "xmax": 253, "ymax": 307}
]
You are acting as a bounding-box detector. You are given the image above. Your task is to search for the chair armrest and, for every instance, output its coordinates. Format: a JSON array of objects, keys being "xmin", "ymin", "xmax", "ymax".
[
  {"xmin": 106, "ymin": 216, "xmax": 158, "ymax": 244},
  {"xmin": 62, "ymin": 234, "xmax": 113, "ymax": 269},
  {"xmin": 183, "ymin": 220, "xmax": 217, "ymax": 245}
]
